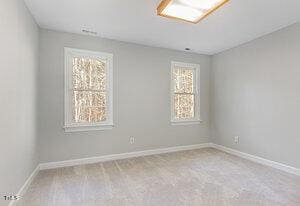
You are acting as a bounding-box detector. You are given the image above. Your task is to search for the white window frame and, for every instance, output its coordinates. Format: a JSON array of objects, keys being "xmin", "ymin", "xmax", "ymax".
[
  {"xmin": 64, "ymin": 48, "xmax": 113, "ymax": 132},
  {"xmin": 170, "ymin": 61, "xmax": 202, "ymax": 125}
]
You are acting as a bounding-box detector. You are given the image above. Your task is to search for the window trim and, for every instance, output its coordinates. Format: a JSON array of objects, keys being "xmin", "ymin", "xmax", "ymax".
[
  {"xmin": 64, "ymin": 47, "xmax": 114, "ymax": 132},
  {"xmin": 170, "ymin": 61, "xmax": 202, "ymax": 125}
]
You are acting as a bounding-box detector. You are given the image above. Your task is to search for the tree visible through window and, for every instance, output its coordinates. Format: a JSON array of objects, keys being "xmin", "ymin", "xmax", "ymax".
[
  {"xmin": 72, "ymin": 58, "xmax": 107, "ymax": 123},
  {"xmin": 171, "ymin": 62, "xmax": 200, "ymax": 124},
  {"xmin": 173, "ymin": 68, "xmax": 195, "ymax": 119},
  {"xmin": 64, "ymin": 48, "xmax": 113, "ymax": 131}
]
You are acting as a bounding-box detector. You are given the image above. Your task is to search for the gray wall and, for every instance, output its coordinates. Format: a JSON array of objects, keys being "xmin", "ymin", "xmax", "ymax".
[
  {"xmin": 0, "ymin": 0, "xmax": 39, "ymax": 205},
  {"xmin": 38, "ymin": 29, "xmax": 211, "ymax": 163},
  {"xmin": 211, "ymin": 23, "xmax": 300, "ymax": 168}
]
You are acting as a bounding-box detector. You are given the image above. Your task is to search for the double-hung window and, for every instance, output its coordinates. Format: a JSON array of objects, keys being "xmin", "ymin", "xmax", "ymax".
[
  {"xmin": 64, "ymin": 48, "xmax": 113, "ymax": 132},
  {"xmin": 171, "ymin": 61, "xmax": 201, "ymax": 125}
]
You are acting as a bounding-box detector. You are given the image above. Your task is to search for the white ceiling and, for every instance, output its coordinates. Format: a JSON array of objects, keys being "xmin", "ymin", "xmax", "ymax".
[{"xmin": 24, "ymin": 0, "xmax": 300, "ymax": 55}]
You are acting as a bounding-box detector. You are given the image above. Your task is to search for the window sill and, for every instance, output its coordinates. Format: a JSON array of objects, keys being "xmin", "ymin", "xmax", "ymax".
[
  {"xmin": 64, "ymin": 124, "xmax": 114, "ymax": 132},
  {"xmin": 171, "ymin": 120, "xmax": 203, "ymax": 126}
]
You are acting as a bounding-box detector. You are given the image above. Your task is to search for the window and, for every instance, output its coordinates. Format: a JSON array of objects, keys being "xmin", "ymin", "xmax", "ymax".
[
  {"xmin": 64, "ymin": 48, "xmax": 113, "ymax": 132},
  {"xmin": 171, "ymin": 61, "xmax": 201, "ymax": 125}
]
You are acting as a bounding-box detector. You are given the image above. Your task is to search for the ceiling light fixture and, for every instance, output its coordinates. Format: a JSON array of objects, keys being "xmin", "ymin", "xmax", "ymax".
[{"xmin": 157, "ymin": 0, "xmax": 229, "ymax": 24}]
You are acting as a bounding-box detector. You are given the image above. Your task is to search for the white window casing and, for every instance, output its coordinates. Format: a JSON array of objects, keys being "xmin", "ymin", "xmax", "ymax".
[
  {"xmin": 170, "ymin": 61, "xmax": 202, "ymax": 125},
  {"xmin": 64, "ymin": 48, "xmax": 113, "ymax": 132}
]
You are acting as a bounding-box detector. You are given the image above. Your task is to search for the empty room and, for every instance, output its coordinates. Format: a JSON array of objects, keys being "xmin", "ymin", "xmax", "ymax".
[{"xmin": 1, "ymin": 0, "xmax": 300, "ymax": 205}]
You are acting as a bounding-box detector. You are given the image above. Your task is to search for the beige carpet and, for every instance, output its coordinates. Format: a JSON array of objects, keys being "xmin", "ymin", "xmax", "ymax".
[{"xmin": 17, "ymin": 148, "xmax": 300, "ymax": 206}]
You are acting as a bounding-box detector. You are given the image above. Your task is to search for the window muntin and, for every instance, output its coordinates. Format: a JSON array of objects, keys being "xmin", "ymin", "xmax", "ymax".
[
  {"xmin": 173, "ymin": 68, "xmax": 195, "ymax": 119},
  {"xmin": 171, "ymin": 62, "xmax": 200, "ymax": 124},
  {"xmin": 72, "ymin": 57, "xmax": 107, "ymax": 123},
  {"xmin": 64, "ymin": 48, "xmax": 113, "ymax": 131}
]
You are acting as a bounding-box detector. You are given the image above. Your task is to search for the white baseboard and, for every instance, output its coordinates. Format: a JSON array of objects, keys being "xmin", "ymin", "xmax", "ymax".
[
  {"xmin": 9, "ymin": 165, "xmax": 40, "ymax": 206},
  {"xmin": 7, "ymin": 143, "xmax": 210, "ymax": 205},
  {"xmin": 39, "ymin": 143, "xmax": 212, "ymax": 170},
  {"xmin": 211, "ymin": 143, "xmax": 300, "ymax": 176},
  {"xmin": 8, "ymin": 142, "xmax": 300, "ymax": 206}
]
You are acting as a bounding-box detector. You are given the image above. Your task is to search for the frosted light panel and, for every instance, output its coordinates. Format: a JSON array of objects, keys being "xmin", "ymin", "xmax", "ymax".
[
  {"xmin": 157, "ymin": 0, "xmax": 228, "ymax": 23},
  {"xmin": 72, "ymin": 57, "xmax": 107, "ymax": 123},
  {"xmin": 162, "ymin": 4, "xmax": 203, "ymax": 22},
  {"xmin": 173, "ymin": 68, "xmax": 195, "ymax": 119}
]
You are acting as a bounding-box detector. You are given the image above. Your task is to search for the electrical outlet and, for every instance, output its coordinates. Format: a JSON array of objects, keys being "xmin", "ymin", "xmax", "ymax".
[
  {"xmin": 234, "ymin": 136, "xmax": 239, "ymax": 143},
  {"xmin": 130, "ymin": 137, "xmax": 135, "ymax": 144}
]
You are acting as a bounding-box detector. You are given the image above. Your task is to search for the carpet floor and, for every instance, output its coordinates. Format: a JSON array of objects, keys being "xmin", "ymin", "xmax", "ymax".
[{"xmin": 17, "ymin": 148, "xmax": 300, "ymax": 206}]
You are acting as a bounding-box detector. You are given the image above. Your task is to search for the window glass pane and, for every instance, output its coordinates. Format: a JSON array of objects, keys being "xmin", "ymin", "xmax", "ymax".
[
  {"xmin": 73, "ymin": 107, "xmax": 106, "ymax": 123},
  {"xmin": 73, "ymin": 91, "xmax": 106, "ymax": 108},
  {"xmin": 73, "ymin": 91, "xmax": 106, "ymax": 123},
  {"xmin": 72, "ymin": 57, "xmax": 106, "ymax": 91},
  {"xmin": 72, "ymin": 57, "xmax": 107, "ymax": 123},
  {"xmin": 174, "ymin": 94, "xmax": 195, "ymax": 119},
  {"xmin": 173, "ymin": 68, "xmax": 194, "ymax": 93}
]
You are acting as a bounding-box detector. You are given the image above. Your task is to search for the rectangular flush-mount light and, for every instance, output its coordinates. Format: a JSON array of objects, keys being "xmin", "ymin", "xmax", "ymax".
[{"xmin": 157, "ymin": 0, "xmax": 229, "ymax": 23}]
